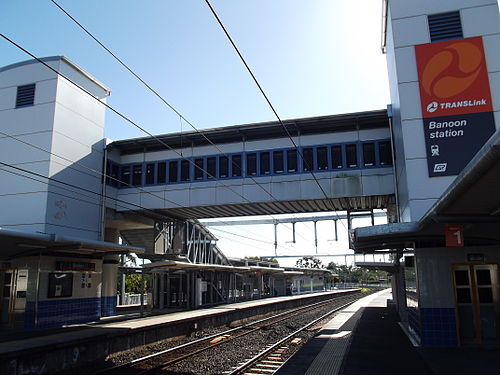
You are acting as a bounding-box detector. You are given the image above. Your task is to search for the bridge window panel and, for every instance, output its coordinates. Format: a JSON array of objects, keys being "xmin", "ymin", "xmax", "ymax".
[
  {"xmin": 194, "ymin": 158, "xmax": 205, "ymax": 180},
  {"xmin": 317, "ymin": 147, "xmax": 328, "ymax": 170},
  {"xmin": 246, "ymin": 153, "xmax": 257, "ymax": 176},
  {"xmin": 287, "ymin": 149, "xmax": 297, "ymax": 172},
  {"xmin": 273, "ymin": 150, "xmax": 284, "ymax": 174},
  {"xmin": 110, "ymin": 163, "xmax": 119, "ymax": 187},
  {"xmin": 362, "ymin": 143, "xmax": 376, "ymax": 167},
  {"xmin": 302, "ymin": 147, "xmax": 314, "ymax": 171},
  {"xmin": 157, "ymin": 162, "xmax": 166, "ymax": 184},
  {"xmin": 219, "ymin": 156, "xmax": 228, "ymax": 178},
  {"xmin": 231, "ymin": 154, "xmax": 242, "ymax": 177},
  {"xmin": 168, "ymin": 161, "xmax": 178, "ymax": 183},
  {"xmin": 260, "ymin": 151, "xmax": 270, "ymax": 175},
  {"xmin": 120, "ymin": 166, "xmax": 131, "ymax": 187},
  {"xmin": 207, "ymin": 157, "xmax": 216, "ymax": 179},
  {"xmin": 145, "ymin": 163, "xmax": 155, "ymax": 185},
  {"xmin": 378, "ymin": 141, "xmax": 393, "ymax": 166},
  {"xmin": 331, "ymin": 145, "xmax": 343, "ymax": 169},
  {"xmin": 132, "ymin": 165, "xmax": 142, "ymax": 186},
  {"xmin": 180, "ymin": 159, "xmax": 190, "ymax": 181},
  {"xmin": 346, "ymin": 144, "xmax": 358, "ymax": 168}
]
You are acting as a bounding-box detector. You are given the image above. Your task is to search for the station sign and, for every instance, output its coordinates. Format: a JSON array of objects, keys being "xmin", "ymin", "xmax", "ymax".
[
  {"xmin": 415, "ymin": 36, "xmax": 496, "ymax": 177},
  {"xmin": 445, "ymin": 224, "xmax": 464, "ymax": 247}
]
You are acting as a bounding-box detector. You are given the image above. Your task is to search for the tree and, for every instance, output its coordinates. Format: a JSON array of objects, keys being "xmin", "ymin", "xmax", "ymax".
[
  {"xmin": 245, "ymin": 256, "xmax": 279, "ymax": 264},
  {"xmin": 295, "ymin": 256, "xmax": 323, "ymax": 269}
]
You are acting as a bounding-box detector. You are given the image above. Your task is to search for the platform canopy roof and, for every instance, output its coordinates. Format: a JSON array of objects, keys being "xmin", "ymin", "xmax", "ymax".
[
  {"xmin": 351, "ymin": 129, "xmax": 500, "ymax": 253},
  {"xmin": 0, "ymin": 227, "xmax": 144, "ymax": 260}
]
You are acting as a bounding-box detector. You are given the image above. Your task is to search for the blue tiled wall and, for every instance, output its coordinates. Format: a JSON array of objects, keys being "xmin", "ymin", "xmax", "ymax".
[
  {"xmin": 25, "ymin": 297, "xmax": 101, "ymax": 329},
  {"xmin": 101, "ymin": 295, "xmax": 117, "ymax": 317},
  {"xmin": 420, "ymin": 307, "xmax": 457, "ymax": 347}
]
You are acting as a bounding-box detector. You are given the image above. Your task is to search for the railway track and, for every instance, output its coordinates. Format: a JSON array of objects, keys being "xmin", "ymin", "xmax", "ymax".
[{"xmin": 91, "ymin": 290, "xmax": 372, "ymax": 375}]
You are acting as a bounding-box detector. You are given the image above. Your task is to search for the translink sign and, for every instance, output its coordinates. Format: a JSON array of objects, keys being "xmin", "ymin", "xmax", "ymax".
[{"xmin": 415, "ymin": 36, "xmax": 496, "ymax": 177}]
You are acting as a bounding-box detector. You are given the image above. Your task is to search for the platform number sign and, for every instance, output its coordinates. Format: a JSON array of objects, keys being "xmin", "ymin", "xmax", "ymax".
[{"xmin": 445, "ymin": 225, "xmax": 464, "ymax": 247}]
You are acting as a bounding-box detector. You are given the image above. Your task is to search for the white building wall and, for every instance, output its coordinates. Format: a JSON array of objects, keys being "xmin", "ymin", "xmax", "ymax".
[
  {"xmin": 0, "ymin": 57, "xmax": 109, "ymax": 240},
  {"xmin": 386, "ymin": 0, "xmax": 500, "ymax": 222}
]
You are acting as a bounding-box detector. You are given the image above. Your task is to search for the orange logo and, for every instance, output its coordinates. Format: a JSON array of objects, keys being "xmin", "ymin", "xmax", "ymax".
[{"xmin": 421, "ymin": 41, "xmax": 482, "ymax": 99}]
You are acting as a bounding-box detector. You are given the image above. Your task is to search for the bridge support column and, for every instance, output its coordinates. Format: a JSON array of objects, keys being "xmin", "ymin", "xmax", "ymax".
[{"xmin": 102, "ymin": 228, "xmax": 120, "ymax": 317}]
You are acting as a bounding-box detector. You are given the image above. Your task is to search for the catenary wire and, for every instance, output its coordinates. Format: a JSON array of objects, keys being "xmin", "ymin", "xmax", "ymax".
[
  {"xmin": 49, "ymin": 0, "xmax": 284, "ymax": 209},
  {"xmin": 203, "ymin": 0, "xmax": 348, "ymax": 231},
  {"xmin": 0, "ymin": 129, "xmax": 183, "ymax": 208},
  {"xmin": 0, "ymin": 33, "xmax": 330, "ymax": 253},
  {"xmin": 0, "ymin": 33, "xmax": 278, "ymax": 216}
]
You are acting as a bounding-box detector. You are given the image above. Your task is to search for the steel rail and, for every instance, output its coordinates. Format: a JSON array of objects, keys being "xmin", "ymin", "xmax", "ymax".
[
  {"xmin": 92, "ymin": 290, "xmax": 361, "ymax": 375},
  {"xmin": 227, "ymin": 298, "xmax": 359, "ymax": 375}
]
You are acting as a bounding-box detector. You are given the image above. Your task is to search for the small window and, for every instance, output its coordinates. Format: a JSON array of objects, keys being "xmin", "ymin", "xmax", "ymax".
[
  {"xmin": 428, "ymin": 11, "xmax": 463, "ymax": 43},
  {"xmin": 317, "ymin": 147, "xmax": 328, "ymax": 170},
  {"xmin": 169, "ymin": 161, "xmax": 178, "ymax": 183},
  {"xmin": 378, "ymin": 141, "xmax": 392, "ymax": 166},
  {"xmin": 331, "ymin": 145, "xmax": 343, "ymax": 169},
  {"xmin": 120, "ymin": 166, "xmax": 131, "ymax": 187},
  {"xmin": 287, "ymin": 149, "xmax": 297, "ymax": 172},
  {"xmin": 346, "ymin": 144, "xmax": 358, "ymax": 168},
  {"xmin": 207, "ymin": 157, "xmax": 216, "ymax": 179},
  {"xmin": 132, "ymin": 165, "xmax": 142, "ymax": 186},
  {"xmin": 48, "ymin": 273, "xmax": 73, "ymax": 298},
  {"xmin": 246, "ymin": 153, "xmax": 257, "ymax": 176},
  {"xmin": 194, "ymin": 158, "xmax": 204, "ymax": 180},
  {"xmin": 110, "ymin": 163, "xmax": 119, "ymax": 187},
  {"xmin": 145, "ymin": 163, "xmax": 155, "ymax": 184},
  {"xmin": 180, "ymin": 160, "xmax": 190, "ymax": 181},
  {"xmin": 260, "ymin": 151, "xmax": 270, "ymax": 175},
  {"xmin": 363, "ymin": 143, "xmax": 376, "ymax": 167},
  {"xmin": 231, "ymin": 154, "xmax": 242, "ymax": 177},
  {"xmin": 454, "ymin": 270, "xmax": 469, "ymax": 286},
  {"xmin": 273, "ymin": 151, "xmax": 284, "ymax": 174},
  {"xmin": 219, "ymin": 156, "xmax": 228, "ymax": 178},
  {"xmin": 16, "ymin": 83, "xmax": 36, "ymax": 108},
  {"xmin": 302, "ymin": 148, "xmax": 314, "ymax": 171},
  {"xmin": 157, "ymin": 162, "xmax": 166, "ymax": 183}
]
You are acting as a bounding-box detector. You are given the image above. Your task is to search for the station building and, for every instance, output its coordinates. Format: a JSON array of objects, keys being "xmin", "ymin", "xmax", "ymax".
[
  {"xmin": 352, "ymin": 0, "xmax": 500, "ymax": 346},
  {"xmin": 0, "ymin": 57, "xmax": 336, "ymax": 329},
  {"xmin": 1, "ymin": 0, "xmax": 498, "ymax": 350}
]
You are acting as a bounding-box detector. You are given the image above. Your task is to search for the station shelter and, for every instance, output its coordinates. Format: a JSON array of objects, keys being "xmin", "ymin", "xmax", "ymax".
[{"xmin": 144, "ymin": 256, "xmax": 333, "ymax": 311}]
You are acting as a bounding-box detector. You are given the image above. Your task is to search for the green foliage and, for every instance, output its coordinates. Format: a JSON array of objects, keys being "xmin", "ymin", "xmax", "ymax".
[
  {"xmin": 327, "ymin": 262, "xmax": 388, "ymax": 284},
  {"xmin": 295, "ymin": 256, "xmax": 323, "ymax": 269},
  {"xmin": 124, "ymin": 274, "xmax": 149, "ymax": 294},
  {"xmin": 245, "ymin": 256, "xmax": 279, "ymax": 264}
]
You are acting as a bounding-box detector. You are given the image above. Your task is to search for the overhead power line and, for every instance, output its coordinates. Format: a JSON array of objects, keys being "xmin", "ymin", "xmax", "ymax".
[
  {"xmin": 203, "ymin": 0, "xmax": 348, "ymax": 231},
  {"xmin": 49, "ymin": 0, "xmax": 284, "ymax": 208},
  {"xmin": 0, "ymin": 32, "xmax": 281, "ymax": 216}
]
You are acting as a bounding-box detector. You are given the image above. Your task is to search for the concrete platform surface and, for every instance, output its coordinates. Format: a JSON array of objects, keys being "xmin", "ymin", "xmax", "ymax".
[
  {"xmin": 278, "ymin": 289, "xmax": 500, "ymax": 375},
  {"xmin": 0, "ymin": 289, "xmax": 360, "ymax": 375}
]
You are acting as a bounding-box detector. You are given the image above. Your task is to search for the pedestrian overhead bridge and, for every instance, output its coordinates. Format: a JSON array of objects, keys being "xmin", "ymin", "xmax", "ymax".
[{"xmin": 104, "ymin": 109, "xmax": 395, "ymax": 219}]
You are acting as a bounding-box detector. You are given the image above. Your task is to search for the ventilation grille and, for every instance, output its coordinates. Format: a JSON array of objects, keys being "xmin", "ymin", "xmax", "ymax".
[
  {"xmin": 16, "ymin": 83, "xmax": 36, "ymax": 108},
  {"xmin": 428, "ymin": 11, "xmax": 463, "ymax": 42}
]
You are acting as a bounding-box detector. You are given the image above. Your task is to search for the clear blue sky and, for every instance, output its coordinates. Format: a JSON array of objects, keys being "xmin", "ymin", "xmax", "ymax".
[{"xmin": 0, "ymin": 1, "xmax": 391, "ymax": 265}]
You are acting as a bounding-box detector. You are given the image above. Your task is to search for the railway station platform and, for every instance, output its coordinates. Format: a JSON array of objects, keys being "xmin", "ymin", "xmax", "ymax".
[
  {"xmin": 0, "ymin": 289, "xmax": 358, "ymax": 375},
  {"xmin": 277, "ymin": 289, "xmax": 500, "ymax": 375}
]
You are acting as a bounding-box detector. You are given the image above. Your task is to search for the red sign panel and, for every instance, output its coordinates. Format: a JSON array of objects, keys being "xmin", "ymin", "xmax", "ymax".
[
  {"xmin": 445, "ymin": 225, "xmax": 464, "ymax": 247},
  {"xmin": 415, "ymin": 36, "xmax": 493, "ymax": 118}
]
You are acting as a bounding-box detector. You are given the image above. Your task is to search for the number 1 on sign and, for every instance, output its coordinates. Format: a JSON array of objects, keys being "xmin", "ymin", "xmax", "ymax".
[{"xmin": 445, "ymin": 225, "xmax": 464, "ymax": 247}]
